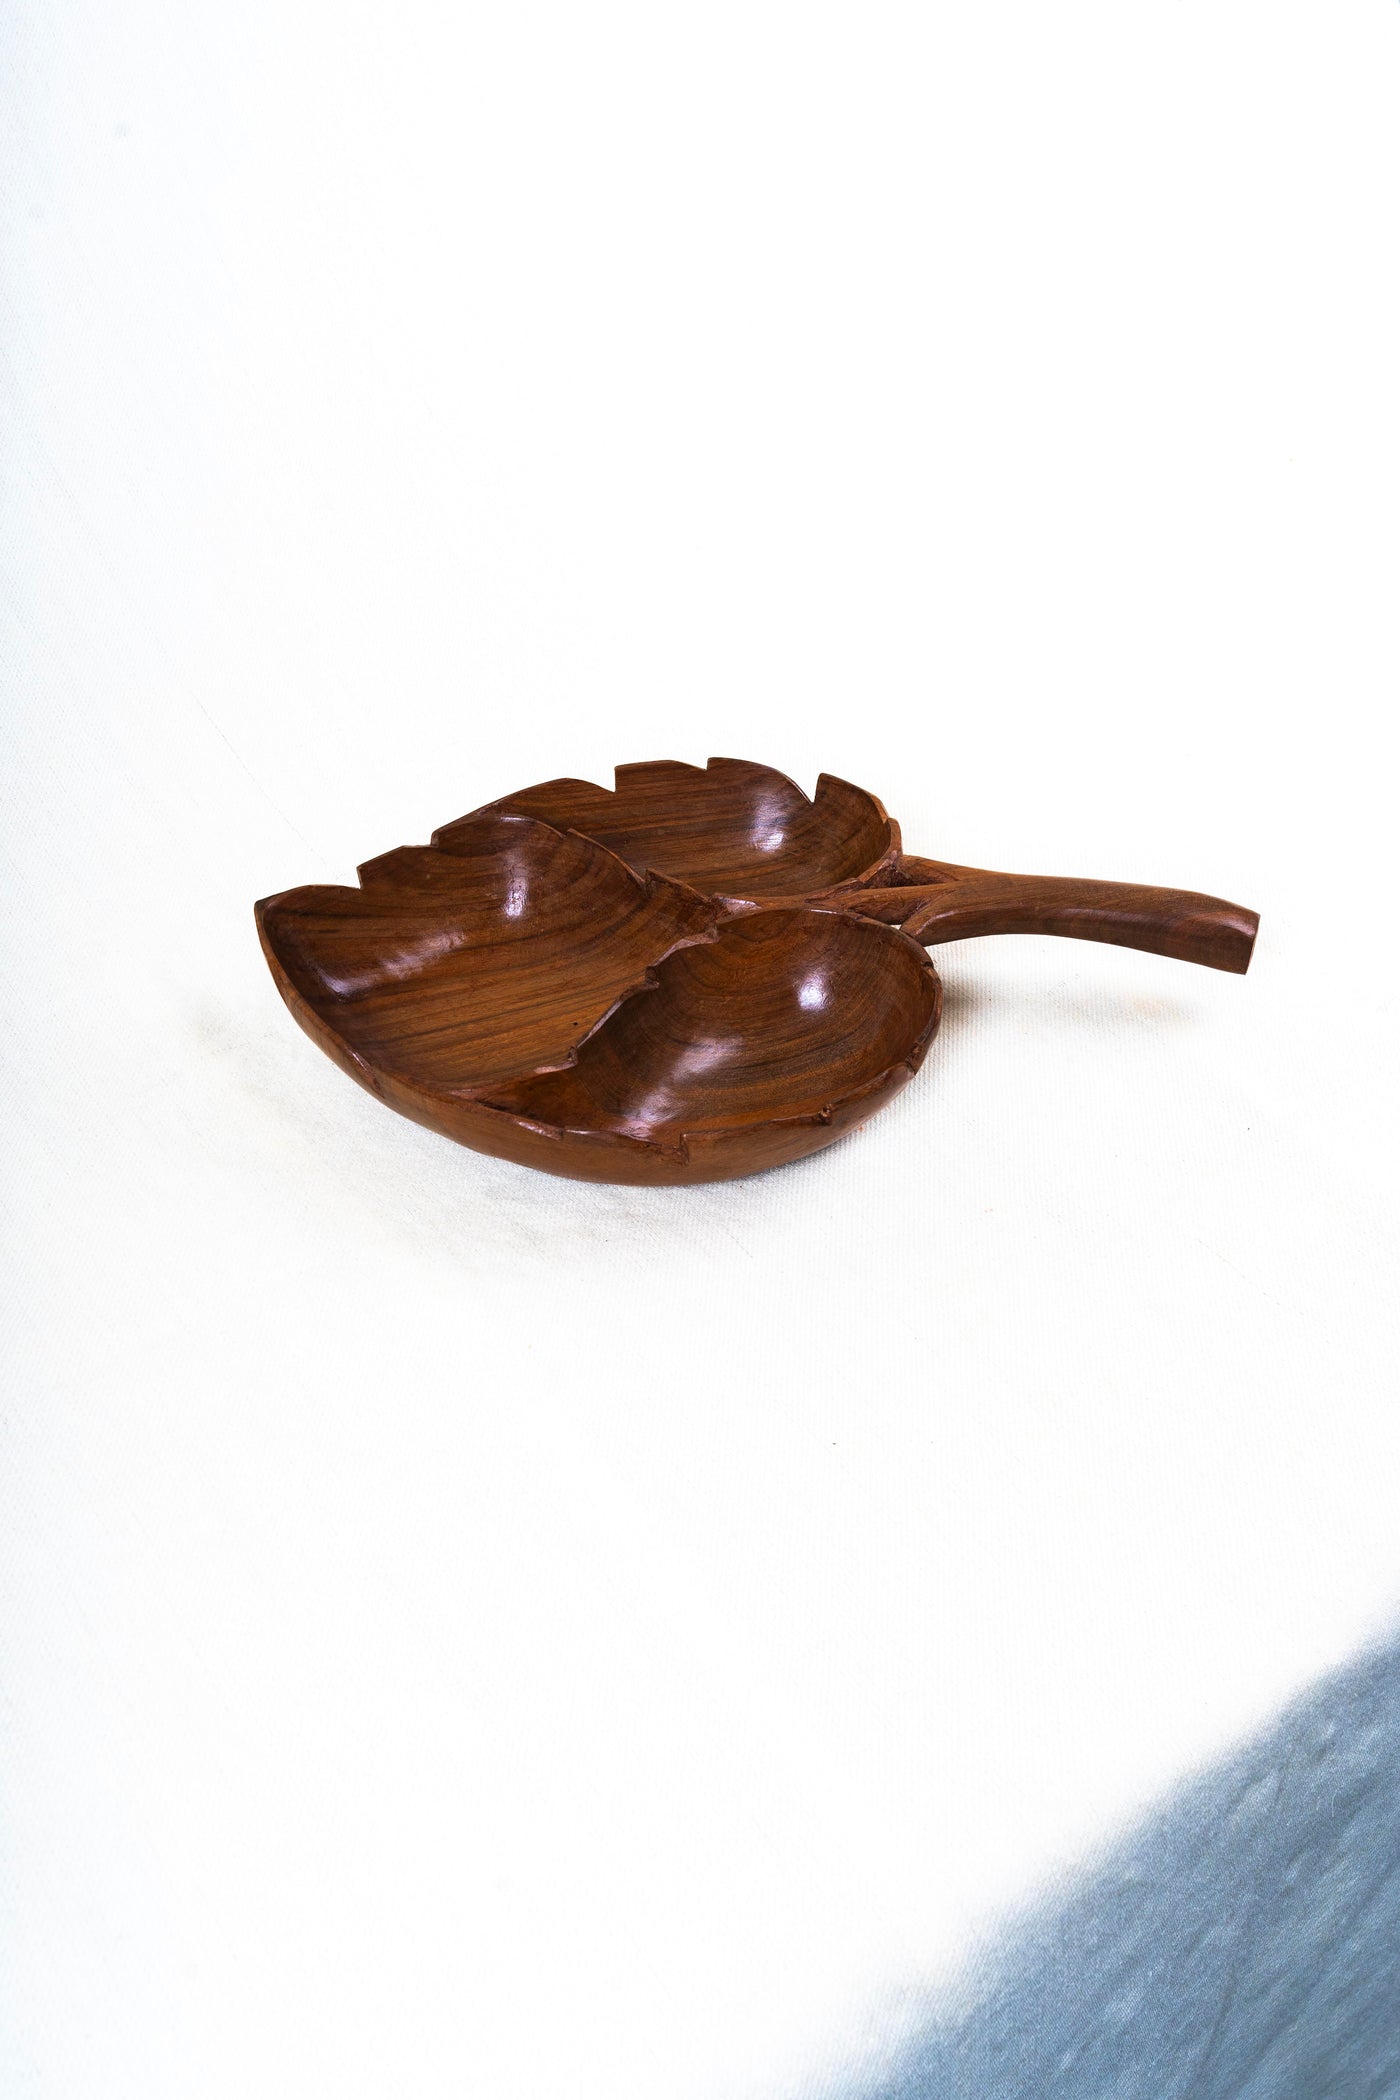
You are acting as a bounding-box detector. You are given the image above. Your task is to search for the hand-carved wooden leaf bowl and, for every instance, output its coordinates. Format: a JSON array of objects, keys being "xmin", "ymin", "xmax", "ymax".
[{"xmin": 257, "ymin": 760, "xmax": 1258, "ymax": 1185}]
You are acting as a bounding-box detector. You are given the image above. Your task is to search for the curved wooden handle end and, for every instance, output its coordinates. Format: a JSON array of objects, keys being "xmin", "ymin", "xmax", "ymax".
[{"xmin": 853, "ymin": 873, "xmax": 1260, "ymax": 976}]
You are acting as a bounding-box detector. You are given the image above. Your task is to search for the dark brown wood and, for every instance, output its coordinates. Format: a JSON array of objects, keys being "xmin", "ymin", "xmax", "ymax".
[
  {"xmin": 475, "ymin": 758, "xmax": 901, "ymax": 902},
  {"xmin": 841, "ymin": 863, "xmax": 1257, "ymax": 975},
  {"xmin": 257, "ymin": 758, "xmax": 1257, "ymax": 1183}
]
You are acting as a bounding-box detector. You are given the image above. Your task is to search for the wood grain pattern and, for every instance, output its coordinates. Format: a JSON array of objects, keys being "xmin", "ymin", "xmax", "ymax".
[
  {"xmin": 257, "ymin": 812, "xmax": 719, "ymax": 1093},
  {"xmin": 843, "ymin": 865, "xmax": 1257, "ymax": 975},
  {"xmin": 257, "ymin": 758, "xmax": 1258, "ymax": 1183},
  {"xmin": 478, "ymin": 758, "xmax": 900, "ymax": 901},
  {"xmin": 479, "ymin": 908, "xmax": 939, "ymax": 1179}
]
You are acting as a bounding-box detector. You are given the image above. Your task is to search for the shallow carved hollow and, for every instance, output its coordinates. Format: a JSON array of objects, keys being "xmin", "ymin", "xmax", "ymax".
[
  {"xmin": 257, "ymin": 812, "xmax": 719, "ymax": 1093},
  {"xmin": 459, "ymin": 757, "xmax": 898, "ymax": 901},
  {"xmin": 480, "ymin": 909, "xmax": 940, "ymax": 1151}
]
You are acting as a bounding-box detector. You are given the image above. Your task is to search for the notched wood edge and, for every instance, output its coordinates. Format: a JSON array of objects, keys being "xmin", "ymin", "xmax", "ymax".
[
  {"xmin": 253, "ymin": 817, "xmax": 728, "ymax": 1109},
  {"xmin": 465, "ymin": 909, "xmax": 943, "ymax": 1161},
  {"xmin": 465, "ymin": 758, "xmax": 900, "ymax": 896}
]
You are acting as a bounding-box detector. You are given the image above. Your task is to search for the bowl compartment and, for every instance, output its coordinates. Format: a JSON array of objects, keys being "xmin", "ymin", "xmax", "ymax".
[
  {"xmin": 482, "ymin": 908, "xmax": 939, "ymax": 1146},
  {"xmin": 256, "ymin": 813, "xmax": 718, "ymax": 1091},
  {"xmin": 445, "ymin": 758, "xmax": 895, "ymax": 900}
]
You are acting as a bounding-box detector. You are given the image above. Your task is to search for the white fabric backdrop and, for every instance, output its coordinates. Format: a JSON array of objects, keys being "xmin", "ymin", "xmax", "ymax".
[{"xmin": 3, "ymin": 4, "xmax": 1398, "ymax": 2094}]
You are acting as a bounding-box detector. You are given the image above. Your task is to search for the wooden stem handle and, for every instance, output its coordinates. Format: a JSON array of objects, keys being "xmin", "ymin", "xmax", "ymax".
[{"xmin": 846, "ymin": 861, "xmax": 1259, "ymax": 975}]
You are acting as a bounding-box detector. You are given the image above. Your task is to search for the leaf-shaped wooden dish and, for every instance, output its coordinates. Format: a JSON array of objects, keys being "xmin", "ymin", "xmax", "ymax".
[{"xmin": 257, "ymin": 759, "xmax": 1257, "ymax": 1185}]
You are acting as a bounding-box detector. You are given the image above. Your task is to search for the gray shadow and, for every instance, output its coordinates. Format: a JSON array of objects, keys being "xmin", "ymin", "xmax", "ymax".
[{"xmin": 840, "ymin": 1632, "xmax": 1400, "ymax": 2100}]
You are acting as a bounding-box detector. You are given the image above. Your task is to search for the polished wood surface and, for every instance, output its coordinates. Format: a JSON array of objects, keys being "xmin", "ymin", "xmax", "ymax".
[
  {"xmin": 481, "ymin": 908, "xmax": 939, "ymax": 1181},
  {"xmin": 476, "ymin": 758, "xmax": 899, "ymax": 901},
  {"xmin": 843, "ymin": 861, "xmax": 1257, "ymax": 975},
  {"xmin": 257, "ymin": 758, "xmax": 1257, "ymax": 1183},
  {"xmin": 261, "ymin": 813, "xmax": 718, "ymax": 1093}
]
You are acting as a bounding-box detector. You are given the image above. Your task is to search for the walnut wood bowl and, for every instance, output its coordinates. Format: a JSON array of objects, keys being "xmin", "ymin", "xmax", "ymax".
[{"xmin": 257, "ymin": 759, "xmax": 1257, "ymax": 1185}]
